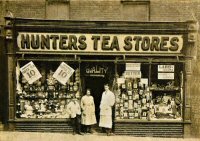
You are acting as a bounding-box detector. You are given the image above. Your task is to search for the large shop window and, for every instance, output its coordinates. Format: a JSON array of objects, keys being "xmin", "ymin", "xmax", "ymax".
[
  {"xmin": 115, "ymin": 62, "xmax": 183, "ymax": 121},
  {"xmin": 16, "ymin": 61, "xmax": 80, "ymax": 119}
]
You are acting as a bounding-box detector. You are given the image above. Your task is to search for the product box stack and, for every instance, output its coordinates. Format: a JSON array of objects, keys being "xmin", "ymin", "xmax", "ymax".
[
  {"xmin": 115, "ymin": 63, "xmax": 152, "ymax": 120},
  {"xmin": 115, "ymin": 77, "xmax": 152, "ymax": 120},
  {"xmin": 115, "ymin": 64, "xmax": 182, "ymax": 121}
]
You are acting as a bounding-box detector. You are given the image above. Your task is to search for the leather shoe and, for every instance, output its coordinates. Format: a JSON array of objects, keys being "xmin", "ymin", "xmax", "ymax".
[
  {"xmin": 107, "ymin": 133, "xmax": 111, "ymax": 136},
  {"xmin": 78, "ymin": 132, "xmax": 84, "ymax": 135}
]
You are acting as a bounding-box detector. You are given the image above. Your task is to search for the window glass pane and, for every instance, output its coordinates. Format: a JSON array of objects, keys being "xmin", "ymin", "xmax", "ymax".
[
  {"xmin": 16, "ymin": 61, "xmax": 80, "ymax": 119},
  {"xmin": 115, "ymin": 62, "xmax": 183, "ymax": 121}
]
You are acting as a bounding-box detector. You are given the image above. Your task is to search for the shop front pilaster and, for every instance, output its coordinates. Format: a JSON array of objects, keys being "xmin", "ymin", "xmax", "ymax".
[{"xmin": 4, "ymin": 17, "xmax": 16, "ymax": 130}]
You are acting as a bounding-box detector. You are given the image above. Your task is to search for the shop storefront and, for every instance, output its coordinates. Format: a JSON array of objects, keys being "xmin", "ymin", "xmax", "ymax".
[{"xmin": 4, "ymin": 17, "xmax": 198, "ymax": 137}]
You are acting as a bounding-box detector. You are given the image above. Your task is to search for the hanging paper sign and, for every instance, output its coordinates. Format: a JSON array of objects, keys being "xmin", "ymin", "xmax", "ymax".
[
  {"xmin": 124, "ymin": 70, "xmax": 141, "ymax": 78},
  {"xmin": 158, "ymin": 65, "xmax": 174, "ymax": 72},
  {"xmin": 20, "ymin": 61, "xmax": 42, "ymax": 84},
  {"xmin": 158, "ymin": 73, "xmax": 174, "ymax": 80},
  {"xmin": 53, "ymin": 62, "xmax": 75, "ymax": 85},
  {"xmin": 126, "ymin": 63, "xmax": 141, "ymax": 71}
]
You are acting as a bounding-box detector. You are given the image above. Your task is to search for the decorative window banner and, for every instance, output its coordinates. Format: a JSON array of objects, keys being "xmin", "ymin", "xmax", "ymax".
[
  {"xmin": 20, "ymin": 61, "xmax": 42, "ymax": 84},
  {"xmin": 124, "ymin": 70, "xmax": 141, "ymax": 78},
  {"xmin": 53, "ymin": 62, "xmax": 75, "ymax": 85},
  {"xmin": 158, "ymin": 65, "xmax": 174, "ymax": 72},
  {"xmin": 158, "ymin": 73, "xmax": 174, "ymax": 80},
  {"xmin": 126, "ymin": 63, "xmax": 141, "ymax": 71}
]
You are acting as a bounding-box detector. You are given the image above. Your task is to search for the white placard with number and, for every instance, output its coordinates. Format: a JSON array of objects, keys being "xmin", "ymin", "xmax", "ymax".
[
  {"xmin": 53, "ymin": 62, "xmax": 75, "ymax": 85},
  {"xmin": 20, "ymin": 61, "xmax": 42, "ymax": 84}
]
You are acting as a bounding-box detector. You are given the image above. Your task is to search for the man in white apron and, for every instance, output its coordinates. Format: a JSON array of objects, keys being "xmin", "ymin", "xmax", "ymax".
[{"xmin": 99, "ymin": 84, "xmax": 115, "ymax": 136}]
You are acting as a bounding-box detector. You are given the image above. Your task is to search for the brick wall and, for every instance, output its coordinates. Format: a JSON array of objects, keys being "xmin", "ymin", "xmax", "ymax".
[
  {"xmin": 69, "ymin": 0, "xmax": 150, "ymax": 21},
  {"xmin": 150, "ymin": 0, "xmax": 200, "ymax": 22},
  {"xmin": 70, "ymin": 0, "xmax": 122, "ymax": 21},
  {"xmin": 0, "ymin": 1, "xmax": 5, "ymax": 24},
  {"xmin": 0, "ymin": 0, "xmax": 200, "ymax": 22},
  {"xmin": 0, "ymin": 0, "xmax": 45, "ymax": 24},
  {"xmin": 0, "ymin": 0, "xmax": 200, "ymax": 137},
  {"xmin": 150, "ymin": 0, "xmax": 192, "ymax": 21},
  {"xmin": 190, "ymin": 34, "xmax": 200, "ymax": 137}
]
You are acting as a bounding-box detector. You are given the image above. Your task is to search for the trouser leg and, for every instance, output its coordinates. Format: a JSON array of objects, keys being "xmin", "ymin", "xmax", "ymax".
[
  {"xmin": 76, "ymin": 115, "xmax": 81, "ymax": 133},
  {"xmin": 106, "ymin": 128, "xmax": 111, "ymax": 136},
  {"xmin": 83, "ymin": 125, "xmax": 87, "ymax": 133},
  {"xmin": 71, "ymin": 118, "xmax": 76, "ymax": 134},
  {"xmin": 88, "ymin": 125, "xmax": 93, "ymax": 133},
  {"xmin": 102, "ymin": 127, "xmax": 106, "ymax": 133}
]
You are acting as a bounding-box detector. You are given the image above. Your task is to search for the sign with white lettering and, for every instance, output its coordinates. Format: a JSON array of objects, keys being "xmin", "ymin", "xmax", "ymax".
[
  {"xmin": 126, "ymin": 63, "xmax": 141, "ymax": 71},
  {"xmin": 53, "ymin": 62, "xmax": 75, "ymax": 85},
  {"xmin": 158, "ymin": 65, "xmax": 174, "ymax": 72},
  {"xmin": 124, "ymin": 71, "xmax": 141, "ymax": 78},
  {"xmin": 158, "ymin": 73, "xmax": 174, "ymax": 80},
  {"xmin": 17, "ymin": 32, "xmax": 183, "ymax": 54},
  {"xmin": 20, "ymin": 61, "xmax": 42, "ymax": 84},
  {"xmin": 84, "ymin": 64, "xmax": 108, "ymax": 77}
]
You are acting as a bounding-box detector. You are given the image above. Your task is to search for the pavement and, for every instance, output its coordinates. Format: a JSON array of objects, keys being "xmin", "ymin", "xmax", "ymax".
[{"xmin": 0, "ymin": 131, "xmax": 200, "ymax": 141}]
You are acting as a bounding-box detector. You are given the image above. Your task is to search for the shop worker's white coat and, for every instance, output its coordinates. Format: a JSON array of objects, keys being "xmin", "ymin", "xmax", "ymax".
[
  {"xmin": 99, "ymin": 90, "xmax": 115, "ymax": 128},
  {"xmin": 81, "ymin": 95, "xmax": 97, "ymax": 125},
  {"xmin": 67, "ymin": 100, "xmax": 81, "ymax": 118}
]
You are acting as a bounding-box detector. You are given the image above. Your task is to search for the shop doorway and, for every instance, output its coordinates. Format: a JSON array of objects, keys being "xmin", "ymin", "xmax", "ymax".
[
  {"xmin": 84, "ymin": 77, "xmax": 106, "ymax": 123},
  {"xmin": 81, "ymin": 62, "xmax": 115, "ymax": 124}
]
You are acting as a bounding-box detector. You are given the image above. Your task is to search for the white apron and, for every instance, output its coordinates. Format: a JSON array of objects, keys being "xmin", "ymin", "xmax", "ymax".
[
  {"xmin": 81, "ymin": 95, "xmax": 97, "ymax": 125},
  {"xmin": 99, "ymin": 90, "xmax": 115, "ymax": 128}
]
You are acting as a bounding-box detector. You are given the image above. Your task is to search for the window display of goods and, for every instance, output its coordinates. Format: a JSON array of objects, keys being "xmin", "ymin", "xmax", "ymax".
[
  {"xmin": 16, "ymin": 62, "xmax": 81, "ymax": 119},
  {"xmin": 115, "ymin": 72, "xmax": 182, "ymax": 121}
]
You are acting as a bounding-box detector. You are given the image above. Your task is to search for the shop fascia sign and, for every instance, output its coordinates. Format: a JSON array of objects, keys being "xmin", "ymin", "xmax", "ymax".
[{"xmin": 17, "ymin": 32, "xmax": 183, "ymax": 54}]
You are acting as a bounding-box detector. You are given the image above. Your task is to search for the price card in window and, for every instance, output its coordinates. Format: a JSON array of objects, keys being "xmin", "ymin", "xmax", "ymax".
[
  {"xmin": 53, "ymin": 62, "xmax": 75, "ymax": 85},
  {"xmin": 158, "ymin": 65, "xmax": 174, "ymax": 72},
  {"xmin": 158, "ymin": 73, "xmax": 174, "ymax": 80},
  {"xmin": 126, "ymin": 63, "xmax": 140, "ymax": 71},
  {"xmin": 20, "ymin": 61, "xmax": 42, "ymax": 84}
]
